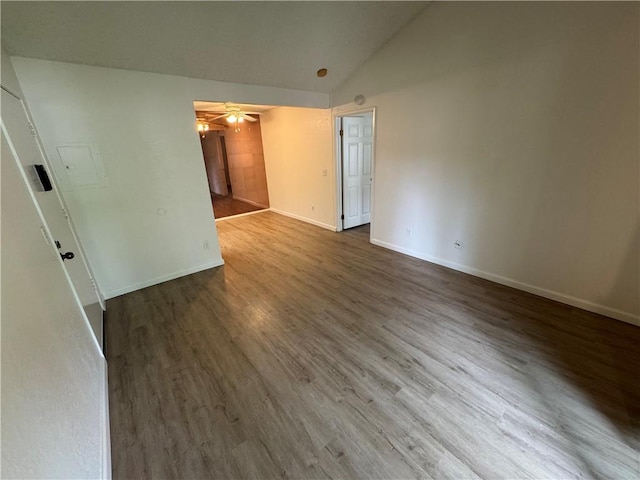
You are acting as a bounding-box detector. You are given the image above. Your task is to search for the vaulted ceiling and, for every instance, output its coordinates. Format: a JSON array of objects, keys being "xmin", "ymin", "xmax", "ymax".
[{"xmin": 1, "ymin": 1, "xmax": 427, "ymax": 93}]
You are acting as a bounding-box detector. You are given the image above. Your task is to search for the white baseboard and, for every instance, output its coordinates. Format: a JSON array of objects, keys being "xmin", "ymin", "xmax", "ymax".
[
  {"xmin": 101, "ymin": 358, "xmax": 111, "ymax": 480},
  {"xmin": 270, "ymin": 208, "xmax": 336, "ymax": 231},
  {"xmin": 370, "ymin": 238, "xmax": 640, "ymax": 327},
  {"xmin": 215, "ymin": 208, "xmax": 270, "ymax": 221},
  {"xmin": 232, "ymin": 195, "xmax": 269, "ymax": 209},
  {"xmin": 103, "ymin": 259, "xmax": 224, "ymax": 299}
]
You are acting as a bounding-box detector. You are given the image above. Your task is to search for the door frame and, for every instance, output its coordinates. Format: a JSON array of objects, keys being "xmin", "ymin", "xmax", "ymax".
[
  {"xmin": 20, "ymin": 97, "xmax": 107, "ymax": 310},
  {"xmin": 333, "ymin": 106, "xmax": 376, "ymax": 235},
  {"xmin": 1, "ymin": 116, "xmax": 104, "ymax": 356}
]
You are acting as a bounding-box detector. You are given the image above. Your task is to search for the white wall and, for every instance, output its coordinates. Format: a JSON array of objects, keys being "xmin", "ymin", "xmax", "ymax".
[
  {"xmin": 1, "ymin": 44, "xmax": 23, "ymax": 96},
  {"xmin": 261, "ymin": 107, "xmax": 335, "ymax": 230},
  {"xmin": 12, "ymin": 58, "xmax": 329, "ymax": 298},
  {"xmin": 332, "ymin": 2, "xmax": 639, "ymax": 324},
  {"xmin": 1, "ymin": 48, "xmax": 108, "ymax": 478}
]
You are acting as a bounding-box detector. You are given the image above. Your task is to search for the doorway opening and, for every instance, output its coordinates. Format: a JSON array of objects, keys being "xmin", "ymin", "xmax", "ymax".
[
  {"xmin": 194, "ymin": 101, "xmax": 272, "ymax": 220},
  {"xmin": 334, "ymin": 109, "xmax": 375, "ymax": 234}
]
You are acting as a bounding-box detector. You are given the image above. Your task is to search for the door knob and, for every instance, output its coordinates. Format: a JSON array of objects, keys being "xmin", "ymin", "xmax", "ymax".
[{"xmin": 60, "ymin": 251, "xmax": 75, "ymax": 261}]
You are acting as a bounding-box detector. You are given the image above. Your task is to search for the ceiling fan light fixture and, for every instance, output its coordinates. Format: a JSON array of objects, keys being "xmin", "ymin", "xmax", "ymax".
[
  {"xmin": 196, "ymin": 120, "xmax": 210, "ymax": 138},
  {"xmin": 227, "ymin": 114, "xmax": 238, "ymax": 123}
]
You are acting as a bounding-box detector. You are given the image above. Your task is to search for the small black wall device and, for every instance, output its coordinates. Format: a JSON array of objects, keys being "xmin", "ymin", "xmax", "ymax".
[{"xmin": 32, "ymin": 164, "xmax": 53, "ymax": 191}]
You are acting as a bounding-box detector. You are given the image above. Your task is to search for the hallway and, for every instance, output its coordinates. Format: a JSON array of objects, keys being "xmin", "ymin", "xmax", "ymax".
[{"xmin": 211, "ymin": 193, "xmax": 266, "ymax": 219}]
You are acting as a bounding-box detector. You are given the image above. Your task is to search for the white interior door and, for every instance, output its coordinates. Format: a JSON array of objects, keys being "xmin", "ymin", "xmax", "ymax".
[
  {"xmin": 1, "ymin": 89, "xmax": 105, "ymax": 339},
  {"xmin": 2, "ymin": 127, "xmax": 108, "ymax": 478},
  {"xmin": 342, "ymin": 114, "xmax": 373, "ymax": 229}
]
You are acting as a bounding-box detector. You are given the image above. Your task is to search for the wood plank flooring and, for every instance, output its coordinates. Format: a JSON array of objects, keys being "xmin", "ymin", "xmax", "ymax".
[
  {"xmin": 107, "ymin": 211, "xmax": 640, "ymax": 479},
  {"xmin": 211, "ymin": 193, "xmax": 266, "ymax": 219}
]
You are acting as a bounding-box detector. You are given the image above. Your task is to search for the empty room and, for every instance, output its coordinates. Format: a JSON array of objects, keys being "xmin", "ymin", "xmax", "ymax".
[{"xmin": 1, "ymin": 2, "xmax": 638, "ymax": 479}]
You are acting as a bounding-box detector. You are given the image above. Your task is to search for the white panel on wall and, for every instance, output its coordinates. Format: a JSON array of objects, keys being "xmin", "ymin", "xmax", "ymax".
[{"xmin": 55, "ymin": 143, "xmax": 108, "ymax": 190}]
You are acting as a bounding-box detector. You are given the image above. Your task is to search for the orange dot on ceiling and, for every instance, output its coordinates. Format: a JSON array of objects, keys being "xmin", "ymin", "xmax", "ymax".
[{"xmin": 316, "ymin": 68, "xmax": 328, "ymax": 78}]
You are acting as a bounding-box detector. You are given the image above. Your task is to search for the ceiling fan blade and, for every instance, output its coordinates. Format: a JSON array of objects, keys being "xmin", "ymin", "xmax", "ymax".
[
  {"xmin": 242, "ymin": 114, "xmax": 258, "ymax": 122},
  {"xmin": 208, "ymin": 114, "xmax": 228, "ymax": 121}
]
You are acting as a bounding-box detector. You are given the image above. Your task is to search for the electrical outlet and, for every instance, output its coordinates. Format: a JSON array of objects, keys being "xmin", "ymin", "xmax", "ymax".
[
  {"xmin": 203, "ymin": 240, "xmax": 210, "ymax": 250},
  {"xmin": 454, "ymin": 240, "xmax": 463, "ymax": 250},
  {"xmin": 406, "ymin": 228, "xmax": 412, "ymax": 237},
  {"xmin": 322, "ymin": 169, "xmax": 328, "ymax": 177},
  {"xmin": 311, "ymin": 205, "xmax": 315, "ymax": 211}
]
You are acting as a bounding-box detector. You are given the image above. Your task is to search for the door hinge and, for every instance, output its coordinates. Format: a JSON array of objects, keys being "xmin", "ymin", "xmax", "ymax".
[
  {"xmin": 62, "ymin": 208, "xmax": 70, "ymax": 220},
  {"xmin": 27, "ymin": 122, "xmax": 37, "ymax": 136},
  {"xmin": 339, "ymin": 129, "xmax": 343, "ymax": 137}
]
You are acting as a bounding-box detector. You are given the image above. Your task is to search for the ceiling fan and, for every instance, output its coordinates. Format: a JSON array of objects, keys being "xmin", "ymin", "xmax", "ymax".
[{"xmin": 208, "ymin": 103, "xmax": 259, "ymax": 125}]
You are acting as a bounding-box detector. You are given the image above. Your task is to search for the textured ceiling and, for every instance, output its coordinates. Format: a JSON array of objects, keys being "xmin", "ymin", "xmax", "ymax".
[{"xmin": 1, "ymin": 1, "xmax": 427, "ymax": 93}]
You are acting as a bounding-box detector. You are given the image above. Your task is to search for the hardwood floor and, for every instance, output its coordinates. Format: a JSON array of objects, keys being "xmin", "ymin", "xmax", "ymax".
[
  {"xmin": 211, "ymin": 193, "xmax": 266, "ymax": 219},
  {"xmin": 107, "ymin": 212, "xmax": 640, "ymax": 479}
]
